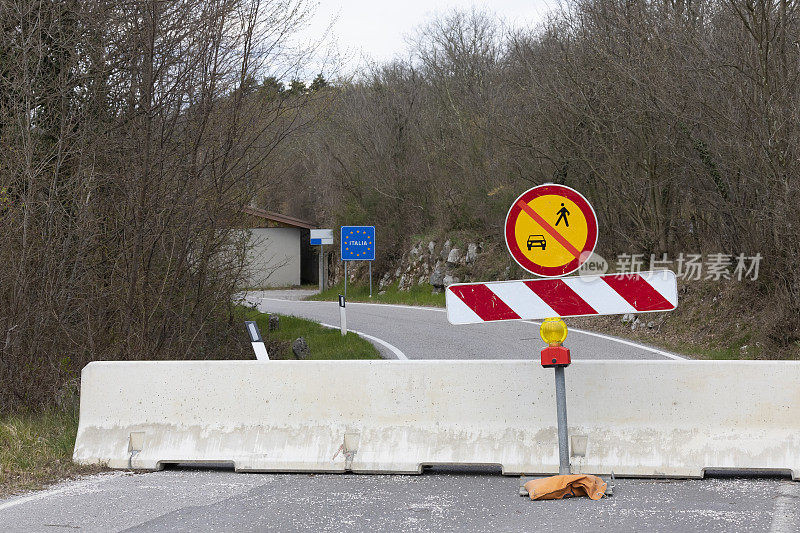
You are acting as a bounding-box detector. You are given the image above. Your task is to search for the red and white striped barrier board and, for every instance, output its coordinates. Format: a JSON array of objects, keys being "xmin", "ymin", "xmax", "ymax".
[{"xmin": 446, "ymin": 270, "xmax": 677, "ymax": 325}]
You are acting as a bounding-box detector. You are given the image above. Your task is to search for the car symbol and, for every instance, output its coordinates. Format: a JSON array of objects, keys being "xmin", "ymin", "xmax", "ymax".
[{"xmin": 527, "ymin": 235, "xmax": 546, "ymax": 251}]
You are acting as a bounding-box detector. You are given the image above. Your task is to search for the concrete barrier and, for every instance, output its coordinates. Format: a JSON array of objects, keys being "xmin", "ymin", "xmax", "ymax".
[{"xmin": 73, "ymin": 360, "xmax": 800, "ymax": 479}]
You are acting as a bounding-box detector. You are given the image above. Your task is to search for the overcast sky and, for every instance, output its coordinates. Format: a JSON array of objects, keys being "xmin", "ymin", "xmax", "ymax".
[{"xmin": 295, "ymin": 0, "xmax": 556, "ymax": 77}]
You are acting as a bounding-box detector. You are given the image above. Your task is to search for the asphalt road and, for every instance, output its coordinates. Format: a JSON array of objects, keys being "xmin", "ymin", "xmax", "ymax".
[
  {"xmin": 0, "ymin": 467, "xmax": 797, "ymax": 532},
  {"xmin": 1, "ymin": 290, "xmax": 796, "ymax": 532},
  {"xmin": 248, "ymin": 290, "xmax": 685, "ymax": 361}
]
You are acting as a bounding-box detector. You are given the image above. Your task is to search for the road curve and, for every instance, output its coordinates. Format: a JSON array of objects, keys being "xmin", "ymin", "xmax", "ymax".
[{"xmin": 247, "ymin": 290, "xmax": 686, "ymax": 361}]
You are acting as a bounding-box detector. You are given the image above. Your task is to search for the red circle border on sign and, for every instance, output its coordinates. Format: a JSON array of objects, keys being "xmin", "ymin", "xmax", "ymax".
[{"xmin": 504, "ymin": 184, "xmax": 598, "ymax": 277}]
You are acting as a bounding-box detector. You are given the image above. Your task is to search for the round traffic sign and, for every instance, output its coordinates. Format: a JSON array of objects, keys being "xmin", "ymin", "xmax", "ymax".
[{"xmin": 504, "ymin": 184, "xmax": 598, "ymax": 277}]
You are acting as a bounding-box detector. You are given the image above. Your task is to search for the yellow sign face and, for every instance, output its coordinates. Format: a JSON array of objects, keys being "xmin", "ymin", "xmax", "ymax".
[
  {"xmin": 504, "ymin": 185, "xmax": 598, "ymax": 277},
  {"xmin": 512, "ymin": 195, "xmax": 589, "ymax": 268}
]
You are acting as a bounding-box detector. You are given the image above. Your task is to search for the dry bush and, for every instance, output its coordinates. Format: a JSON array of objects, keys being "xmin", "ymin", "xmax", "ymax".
[{"xmin": 0, "ymin": 0, "xmax": 319, "ymax": 411}]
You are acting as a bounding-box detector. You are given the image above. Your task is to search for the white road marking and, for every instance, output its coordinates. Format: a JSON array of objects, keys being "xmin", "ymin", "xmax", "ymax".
[
  {"xmin": 262, "ymin": 297, "xmax": 688, "ymax": 361},
  {"xmin": 770, "ymin": 482, "xmax": 800, "ymax": 533},
  {"xmin": 319, "ymin": 323, "xmax": 408, "ymax": 360}
]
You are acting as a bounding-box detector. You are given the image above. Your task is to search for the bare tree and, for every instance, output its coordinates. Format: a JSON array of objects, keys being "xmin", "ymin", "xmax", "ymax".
[{"xmin": 0, "ymin": 0, "xmax": 318, "ymax": 410}]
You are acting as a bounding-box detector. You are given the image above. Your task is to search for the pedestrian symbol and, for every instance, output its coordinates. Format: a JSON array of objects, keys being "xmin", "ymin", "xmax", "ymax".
[{"xmin": 555, "ymin": 203, "xmax": 570, "ymax": 227}]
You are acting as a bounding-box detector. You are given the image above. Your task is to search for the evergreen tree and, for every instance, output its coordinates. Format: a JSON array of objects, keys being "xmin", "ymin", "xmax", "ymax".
[{"xmin": 309, "ymin": 73, "xmax": 328, "ymax": 91}]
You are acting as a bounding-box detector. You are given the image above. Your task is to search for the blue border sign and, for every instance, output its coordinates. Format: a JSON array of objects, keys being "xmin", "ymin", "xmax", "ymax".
[{"xmin": 341, "ymin": 226, "xmax": 375, "ymax": 261}]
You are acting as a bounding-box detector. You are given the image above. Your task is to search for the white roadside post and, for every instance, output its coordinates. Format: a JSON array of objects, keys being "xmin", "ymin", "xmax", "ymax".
[
  {"xmin": 339, "ymin": 294, "xmax": 347, "ymax": 335},
  {"xmin": 245, "ymin": 320, "xmax": 269, "ymax": 361},
  {"xmin": 310, "ymin": 229, "xmax": 334, "ymax": 294}
]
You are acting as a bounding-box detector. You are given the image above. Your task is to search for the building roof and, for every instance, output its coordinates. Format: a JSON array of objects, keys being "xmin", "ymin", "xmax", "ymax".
[{"xmin": 242, "ymin": 205, "xmax": 316, "ymax": 229}]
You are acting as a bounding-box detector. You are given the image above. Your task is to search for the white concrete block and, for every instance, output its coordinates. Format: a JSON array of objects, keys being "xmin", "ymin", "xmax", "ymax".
[{"xmin": 73, "ymin": 360, "xmax": 800, "ymax": 479}]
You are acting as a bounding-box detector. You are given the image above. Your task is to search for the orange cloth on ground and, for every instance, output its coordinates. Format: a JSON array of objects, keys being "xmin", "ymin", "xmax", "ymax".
[{"xmin": 524, "ymin": 474, "xmax": 607, "ymax": 500}]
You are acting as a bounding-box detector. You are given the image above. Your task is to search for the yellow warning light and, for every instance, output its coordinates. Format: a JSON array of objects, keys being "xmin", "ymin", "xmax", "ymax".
[{"xmin": 540, "ymin": 317, "xmax": 568, "ymax": 347}]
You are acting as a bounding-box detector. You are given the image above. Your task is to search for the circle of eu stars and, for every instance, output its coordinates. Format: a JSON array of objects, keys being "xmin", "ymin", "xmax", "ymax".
[{"xmin": 344, "ymin": 229, "xmax": 373, "ymax": 258}]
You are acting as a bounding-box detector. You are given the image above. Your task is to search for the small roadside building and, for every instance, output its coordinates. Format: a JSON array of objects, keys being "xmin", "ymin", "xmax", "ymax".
[{"xmin": 239, "ymin": 206, "xmax": 317, "ymax": 288}]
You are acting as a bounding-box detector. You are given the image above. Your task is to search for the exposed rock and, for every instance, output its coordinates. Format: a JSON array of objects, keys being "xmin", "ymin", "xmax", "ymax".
[
  {"xmin": 379, "ymin": 272, "xmax": 391, "ymax": 290},
  {"xmin": 443, "ymin": 274, "xmax": 460, "ymax": 286},
  {"xmin": 418, "ymin": 275, "xmax": 427, "ymax": 285},
  {"xmin": 466, "ymin": 243, "xmax": 478, "ymax": 263},
  {"xmin": 441, "ymin": 239, "xmax": 452, "ymax": 260},
  {"xmin": 447, "ymin": 248, "xmax": 461, "ymax": 265},
  {"xmin": 292, "ymin": 337, "xmax": 310, "ymax": 359},
  {"xmin": 620, "ymin": 313, "xmax": 635, "ymax": 324},
  {"xmin": 631, "ymin": 317, "xmax": 641, "ymax": 331},
  {"xmin": 647, "ymin": 321, "xmax": 655, "ymax": 329},
  {"xmin": 428, "ymin": 241, "xmax": 436, "ymax": 255},
  {"xmin": 379, "ymin": 290, "xmax": 386, "ymax": 295},
  {"xmin": 268, "ymin": 314, "xmax": 280, "ymax": 331},
  {"xmin": 430, "ymin": 266, "xmax": 445, "ymax": 288},
  {"xmin": 398, "ymin": 273, "xmax": 409, "ymax": 291},
  {"xmin": 395, "ymin": 266, "xmax": 402, "ymax": 277}
]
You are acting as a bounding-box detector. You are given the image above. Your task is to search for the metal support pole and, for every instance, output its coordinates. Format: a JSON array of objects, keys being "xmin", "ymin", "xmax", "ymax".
[
  {"xmin": 369, "ymin": 261, "xmax": 372, "ymax": 298},
  {"xmin": 318, "ymin": 244, "xmax": 324, "ymax": 294},
  {"xmin": 344, "ymin": 262, "xmax": 347, "ymax": 299},
  {"xmin": 554, "ymin": 366, "xmax": 570, "ymax": 475}
]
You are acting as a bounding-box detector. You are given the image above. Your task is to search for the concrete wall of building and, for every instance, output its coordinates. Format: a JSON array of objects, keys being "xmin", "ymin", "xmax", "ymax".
[{"xmin": 243, "ymin": 228, "xmax": 301, "ymax": 287}]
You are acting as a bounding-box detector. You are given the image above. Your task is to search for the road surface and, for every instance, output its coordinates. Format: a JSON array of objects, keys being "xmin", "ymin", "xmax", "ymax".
[
  {"xmin": 1, "ymin": 290, "xmax": 796, "ymax": 532},
  {"xmin": 249, "ymin": 289, "xmax": 684, "ymax": 361}
]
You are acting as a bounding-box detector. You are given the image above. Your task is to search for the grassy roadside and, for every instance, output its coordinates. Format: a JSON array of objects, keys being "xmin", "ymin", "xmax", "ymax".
[
  {"xmin": 0, "ymin": 410, "xmax": 104, "ymax": 499},
  {"xmin": 237, "ymin": 307, "xmax": 380, "ymax": 360},
  {"xmin": 307, "ymin": 282, "xmax": 445, "ymax": 307},
  {"xmin": 0, "ymin": 310, "xmax": 378, "ymax": 499}
]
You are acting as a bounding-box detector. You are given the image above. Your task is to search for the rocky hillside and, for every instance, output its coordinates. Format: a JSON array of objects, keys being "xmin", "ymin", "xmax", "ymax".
[{"xmin": 331, "ymin": 236, "xmax": 516, "ymax": 294}]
